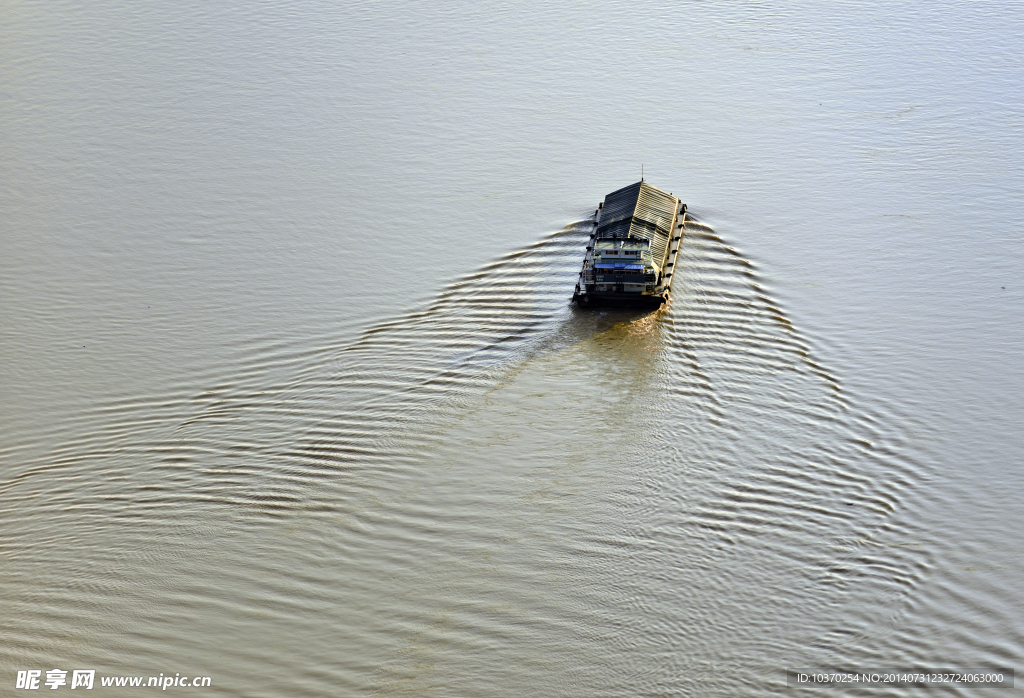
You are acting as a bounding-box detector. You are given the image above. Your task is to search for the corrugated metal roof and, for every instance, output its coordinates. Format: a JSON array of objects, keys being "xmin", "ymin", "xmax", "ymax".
[
  {"xmin": 634, "ymin": 183, "xmax": 677, "ymax": 236},
  {"xmin": 596, "ymin": 181, "xmax": 644, "ymax": 238},
  {"xmin": 595, "ymin": 181, "xmax": 679, "ymax": 265}
]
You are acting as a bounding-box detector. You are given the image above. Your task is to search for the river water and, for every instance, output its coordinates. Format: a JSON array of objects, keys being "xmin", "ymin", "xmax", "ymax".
[{"xmin": 3, "ymin": 1, "xmax": 1023, "ymax": 695}]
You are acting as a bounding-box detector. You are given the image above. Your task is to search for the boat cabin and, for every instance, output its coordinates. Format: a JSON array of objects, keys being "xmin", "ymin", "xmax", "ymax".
[{"xmin": 591, "ymin": 238, "xmax": 657, "ymax": 293}]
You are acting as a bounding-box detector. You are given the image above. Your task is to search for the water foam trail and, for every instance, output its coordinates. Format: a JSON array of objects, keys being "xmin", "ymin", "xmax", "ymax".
[
  {"xmin": 243, "ymin": 212, "xmax": 940, "ymax": 693},
  {"xmin": 2, "ymin": 211, "xmax": 954, "ymax": 695},
  {"xmin": 0, "ymin": 220, "xmax": 596, "ymax": 527},
  {"xmin": 2, "ymin": 212, "xmax": 925, "ymax": 544}
]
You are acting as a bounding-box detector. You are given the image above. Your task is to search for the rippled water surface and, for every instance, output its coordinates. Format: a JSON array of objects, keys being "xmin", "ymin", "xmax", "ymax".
[{"xmin": 3, "ymin": 1, "xmax": 1023, "ymax": 695}]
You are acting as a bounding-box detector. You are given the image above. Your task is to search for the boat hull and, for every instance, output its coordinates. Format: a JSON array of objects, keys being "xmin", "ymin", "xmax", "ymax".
[{"xmin": 572, "ymin": 291, "xmax": 668, "ymax": 308}]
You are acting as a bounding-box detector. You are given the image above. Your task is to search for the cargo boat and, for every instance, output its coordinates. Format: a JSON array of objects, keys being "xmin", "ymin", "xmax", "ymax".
[{"xmin": 572, "ymin": 180, "xmax": 686, "ymax": 308}]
